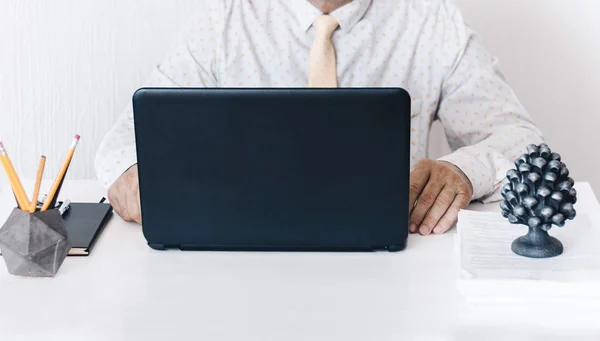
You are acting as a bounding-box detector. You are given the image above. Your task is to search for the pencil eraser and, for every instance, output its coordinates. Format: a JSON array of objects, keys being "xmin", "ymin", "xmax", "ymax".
[{"xmin": 74, "ymin": 134, "xmax": 80, "ymax": 141}]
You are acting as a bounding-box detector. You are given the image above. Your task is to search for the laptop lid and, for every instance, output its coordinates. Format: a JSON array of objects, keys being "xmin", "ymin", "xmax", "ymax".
[{"xmin": 133, "ymin": 88, "xmax": 411, "ymax": 252}]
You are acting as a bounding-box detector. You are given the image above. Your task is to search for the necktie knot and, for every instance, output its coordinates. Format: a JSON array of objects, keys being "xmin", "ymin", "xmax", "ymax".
[{"xmin": 313, "ymin": 15, "xmax": 339, "ymax": 39}]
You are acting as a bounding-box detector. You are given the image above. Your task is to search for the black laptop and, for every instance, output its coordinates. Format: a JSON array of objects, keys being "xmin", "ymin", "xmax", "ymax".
[{"xmin": 132, "ymin": 88, "xmax": 411, "ymax": 252}]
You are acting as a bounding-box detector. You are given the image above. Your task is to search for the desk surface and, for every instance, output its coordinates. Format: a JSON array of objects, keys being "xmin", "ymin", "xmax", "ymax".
[{"xmin": 0, "ymin": 181, "xmax": 599, "ymax": 341}]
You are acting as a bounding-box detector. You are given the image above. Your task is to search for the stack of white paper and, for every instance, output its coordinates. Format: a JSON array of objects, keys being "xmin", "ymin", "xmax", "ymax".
[{"xmin": 455, "ymin": 184, "xmax": 600, "ymax": 329}]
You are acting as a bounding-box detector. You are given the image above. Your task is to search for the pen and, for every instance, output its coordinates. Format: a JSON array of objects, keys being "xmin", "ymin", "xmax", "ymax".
[
  {"xmin": 30, "ymin": 155, "xmax": 46, "ymax": 213},
  {"xmin": 41, "ymin": 134, "xmax": 80, "ymax": 211},
  {"xmin": 58, "ymin": 200, "xmax": 71, "ymax": 216},
  {"xmin": 0, "ymin": 141, "xmax": 31, "ymax": 211}
]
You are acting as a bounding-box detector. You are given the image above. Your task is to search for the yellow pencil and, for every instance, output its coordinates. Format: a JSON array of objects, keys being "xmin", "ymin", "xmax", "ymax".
[
  {"xmin": 29, "ymin": 155, "xmax": 46, "ymax": 213},
  {"xmin": 0, "ymin": 155, "xmax": 28, "ymax": 210},
  {"xmin": 41, "ymin": 135, "xmax": 80, "ymax": 212},
  {"xmin": 0, "ymin": 141, "xmax": 31, "ymax": 211}
]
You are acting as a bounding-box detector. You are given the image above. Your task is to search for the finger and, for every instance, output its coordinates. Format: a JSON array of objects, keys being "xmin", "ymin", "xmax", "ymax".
[
  {"xmin": 411, "ymin": 180, "xmax": 445, "ymax": 235},
  {"xmin": 123, "ymin": 183, "xmax": 139, "ymax": 223},
  {"xmin": 119, "ymin": 196, "xmax": 134, "ymax": 222},
  {"xmin": 133, "ymin": 185, "xmax": 142, "ymax": 224},
  {"xmin": 420, "ymin": 187, "xmax": 456, "ymax": 234},
  {"xmin": 108, "ymin": 184, "xmax": 126, "ymax": 220},
  {"xmin": 409, "ymin": 163, "xmax": 431, "ymax": 213},
  {"xmin": 114, "ymin": 179, "xmax": 135, "ymax": 222},
  {"xmin": 432, "ymin": 193, "xmax": 471, "ymax": 234},
  {"xmin": 126, "ymin": 166, "xmax": 141, "ymax": 223},
  {"xmin": 409, "ymin": 163, "xmax": 431, "ymax": 233}
]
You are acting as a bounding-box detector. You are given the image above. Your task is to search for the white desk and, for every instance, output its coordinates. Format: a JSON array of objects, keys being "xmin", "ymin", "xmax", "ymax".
[{"xmin": 0, "ymin": 181, "xmax": 599, "ymax": 341}]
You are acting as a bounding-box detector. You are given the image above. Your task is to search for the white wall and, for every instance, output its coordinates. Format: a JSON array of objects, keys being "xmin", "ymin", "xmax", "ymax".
[
  {"xmin": 0, "ymin": 0, "xmax": 204, "ymax": 193},
  {"xmin": 1, "ymin": 0, "xmax": 600, "ymax": 196}
]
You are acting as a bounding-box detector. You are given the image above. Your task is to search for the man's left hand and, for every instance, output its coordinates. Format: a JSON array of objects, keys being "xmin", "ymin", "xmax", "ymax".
[{"xmin": 409, "ymin": 159, "xmax": 474, "ymax": 235}]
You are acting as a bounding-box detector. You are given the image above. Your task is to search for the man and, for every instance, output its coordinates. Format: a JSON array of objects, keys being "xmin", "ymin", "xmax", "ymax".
[{"xmin": 95, "ymin": 0, "xmax": 544, "ymax": 236}]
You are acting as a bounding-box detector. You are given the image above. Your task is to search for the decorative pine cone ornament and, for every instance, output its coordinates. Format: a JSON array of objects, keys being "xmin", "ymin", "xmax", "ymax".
[{"xmin": 500, "ymin": 143, "xmax": 577, "ymax": 258}]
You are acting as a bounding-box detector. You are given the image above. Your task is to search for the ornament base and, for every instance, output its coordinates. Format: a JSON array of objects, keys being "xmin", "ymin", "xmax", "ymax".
[{"xmin": 511, "ymin": 226, "xmax": 563, "ymax": 258}]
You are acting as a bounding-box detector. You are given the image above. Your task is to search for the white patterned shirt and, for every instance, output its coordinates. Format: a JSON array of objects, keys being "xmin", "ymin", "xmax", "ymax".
[{"xmin": 95, "ymin": 0, "xmax": 544, "ymax": 202}]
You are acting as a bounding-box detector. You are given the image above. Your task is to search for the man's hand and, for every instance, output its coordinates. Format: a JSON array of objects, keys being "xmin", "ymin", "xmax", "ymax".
[
  {"xmin": 107, "ymin": 164, "xmax": 142, "ymax": 224},
  {"xmin": 409, "ymin": 159, "xmax": 473, "ymax": 235}
]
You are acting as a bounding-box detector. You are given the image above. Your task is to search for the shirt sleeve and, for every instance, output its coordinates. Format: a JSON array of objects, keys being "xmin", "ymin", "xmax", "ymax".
[
  {"xmin": 435, "ymin": 2, "xmax": 544, "ymax": 203},
  {"xmin": 94, "ymin": 3, "xmax": 221, "ymax": 189}
]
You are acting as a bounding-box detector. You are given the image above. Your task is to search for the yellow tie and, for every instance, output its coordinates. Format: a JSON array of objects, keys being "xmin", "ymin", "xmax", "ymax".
[{"xmin": 308, "ymin": 15, "xmax": 340, "ymax": 88}]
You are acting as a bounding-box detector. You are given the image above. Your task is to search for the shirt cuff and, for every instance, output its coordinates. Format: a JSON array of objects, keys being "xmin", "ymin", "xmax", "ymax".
[
  {"xmin": 437, "ymin": 148, "xmax": 509, "ymax": 203},
  {"xmin": 96, "ymin": 146, "xmax": 138, "ymax": 189}
]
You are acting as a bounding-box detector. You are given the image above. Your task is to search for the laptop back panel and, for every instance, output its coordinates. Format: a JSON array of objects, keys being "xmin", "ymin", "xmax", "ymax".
[{"xmin": 133, "ymin": 88, "xmax": 411, "ymax": 251}]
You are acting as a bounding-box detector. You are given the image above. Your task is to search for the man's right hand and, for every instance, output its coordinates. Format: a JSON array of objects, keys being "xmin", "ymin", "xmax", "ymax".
[{"xmin": 107, "ymin": 164, "xmax": 142, "ymax": 224}]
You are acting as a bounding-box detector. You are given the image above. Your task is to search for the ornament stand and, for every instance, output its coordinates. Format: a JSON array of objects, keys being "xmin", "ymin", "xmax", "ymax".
[{"xmin": 511, "ymin": 225, "xmax": 563, "ymax": 258}]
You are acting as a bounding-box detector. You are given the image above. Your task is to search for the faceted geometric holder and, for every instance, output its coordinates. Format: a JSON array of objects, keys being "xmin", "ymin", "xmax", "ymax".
[{"xmin": 0, "ymin": 208, "xmax": 71, "ymax": 277}]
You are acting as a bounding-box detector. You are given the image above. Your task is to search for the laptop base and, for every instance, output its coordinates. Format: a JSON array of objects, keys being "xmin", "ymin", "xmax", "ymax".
[{"xmin": 148, "ymin": 240, "xmax": 407, "ymax": 252}]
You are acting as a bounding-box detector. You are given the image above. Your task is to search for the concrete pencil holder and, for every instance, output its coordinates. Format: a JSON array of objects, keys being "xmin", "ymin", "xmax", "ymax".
[{"xmin": 0, "ymin": 207, "xmax": 71, "ymax": 277}]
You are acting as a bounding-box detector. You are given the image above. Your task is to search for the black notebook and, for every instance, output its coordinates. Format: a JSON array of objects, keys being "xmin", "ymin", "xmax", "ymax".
[{"xmin": 62, "ymin": 202, "xmax": 113, "ymax": 256}]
